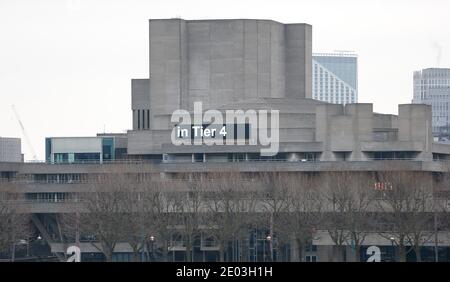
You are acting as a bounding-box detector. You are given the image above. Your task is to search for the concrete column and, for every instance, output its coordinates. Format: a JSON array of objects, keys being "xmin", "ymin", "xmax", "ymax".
[
  {"xmin": 285, "ymin": 24, "xmax": 312, "ymax": 99},
  {"xmin": 398, "ymin": 104, "xmax": 433, "ymax": 161},
  {"xmin": 315, "ymin": 104, "xmax": 344, "ymax": 161},
  {"xmin": 345, "ymin": 104, "xmax": 373, "ymax": 161}
]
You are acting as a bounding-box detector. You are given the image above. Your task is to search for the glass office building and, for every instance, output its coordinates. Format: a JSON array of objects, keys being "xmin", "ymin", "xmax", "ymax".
[
  {"xmin": 45, "ymin": 134, "xmax": 127, "ymax": 164},
  {"xmin": 312, "ymin": 52, "xmax": 358, "ymax": 104}
]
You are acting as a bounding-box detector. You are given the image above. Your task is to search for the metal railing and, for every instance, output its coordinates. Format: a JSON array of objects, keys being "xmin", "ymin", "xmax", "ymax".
[{"xmin": 20, "ymin": 157, "xmax": 433, "ymax": 165}]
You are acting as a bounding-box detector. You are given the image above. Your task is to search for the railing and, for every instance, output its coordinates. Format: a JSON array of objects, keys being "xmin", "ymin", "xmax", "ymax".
[
  {"xmin": 24, "ymin": 159, "xmax": 156, "ymax": 165},
  {"xmin": 20, "ymin": 157, "xmax": 431, "ymax": 165}
]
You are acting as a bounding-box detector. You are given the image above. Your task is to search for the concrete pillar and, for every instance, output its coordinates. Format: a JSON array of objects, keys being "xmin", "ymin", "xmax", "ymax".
[
  {"xmin": 315, "ymin": 104, "xmax": 344, "ymax": 161},
  {"xmin": 345, "ymin": 104, "xmax": 373, "ymax": 161},
  {"xmin": 398, "ymin": 104, "xmax": 433, "ymax": 161},
  {"xmin": 285, "ymin": 24, "xmax": 312, "ymax": 99}
]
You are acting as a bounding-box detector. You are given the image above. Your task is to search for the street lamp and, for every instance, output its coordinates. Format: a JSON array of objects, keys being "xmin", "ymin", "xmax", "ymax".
[
  {"xmin": 149, "ymin": 235, "xmax": 155, "ymax": 262},
  {"xmin": 389, "ymin": 237, "xmax": 395, "ymax": 262},
  {"xmin": 266, "ymin": 235, "xmax": 273, "ymax": 262}
]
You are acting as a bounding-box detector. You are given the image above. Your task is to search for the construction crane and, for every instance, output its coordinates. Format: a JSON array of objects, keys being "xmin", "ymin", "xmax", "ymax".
[{"xmin": 11, "ymin": 105, "xmax": 38, "ymax": 161}]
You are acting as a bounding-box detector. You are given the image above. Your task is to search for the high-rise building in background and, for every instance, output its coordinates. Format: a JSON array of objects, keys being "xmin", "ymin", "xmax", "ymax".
[
  {"xmin": 312, "ymin": 52, "xmax": 358, "ymax": 104},
  {"xmin": 412, "ymin": 68, "xmax": 450, "ymax": 139}
]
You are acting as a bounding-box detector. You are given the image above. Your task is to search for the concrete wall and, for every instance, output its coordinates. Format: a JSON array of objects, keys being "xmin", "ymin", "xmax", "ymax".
[
  {"xmin": 398, "ymin": 104, "xmax": 433, "ymax": 160},
  {"xmin": 149, "ymin": 19, "xmax": 187, "ymax": 130},
  {"xmin": 316, "ymin": 103, "xmax": 435, "ymax": 161},
  {"xmin": 131, "ymin": 79, "xmax": 150, "ymax": 130},
  {"xmin": 127, "ymin": 18, "xmax": 446, "ymax": 161},
  {"xmin": 0, "ymin": 137, "xmax": 22, "ymax": 162},
  {"xmin": 285, "ymin": 24, "xmax": 312, "ymax": 99},
  {"xmin": 145, "ymin": 19, "xmax": 312, "ymax": 131}
]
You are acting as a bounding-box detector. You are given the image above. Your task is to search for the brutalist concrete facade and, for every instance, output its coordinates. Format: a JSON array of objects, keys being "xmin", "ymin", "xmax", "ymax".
[
  {"xmin": 128, "ymin": 19, "xmax": 450, "ymax": 162},
  {"xmin": 0, "ymin": 137, "xmax": 22, "ymax": 163},
  {"xmin": 2, "ymin": 18, "xmax": 450, "ymax": 262}
]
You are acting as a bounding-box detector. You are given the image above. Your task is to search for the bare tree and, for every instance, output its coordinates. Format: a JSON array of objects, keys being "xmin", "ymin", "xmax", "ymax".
[
  {"xmin": 320, "ymin": 172, "xmax": 374, "ymax": 262},
  {"xmin": 203, "ymin": 172, "xmax": 257, "ymax": 262},
  {"xmin": 432, "ymin": 172, "xmax": 450, "ymax": 261},
  {"xmin": 344, "ymin": 173, "xmax": 376, "ymax": 262},
  {"xmin": 120, "ymin": 180, "xmax": 147, "ymax": 262},
  {"xmin": 258, "ymin": 172, "xmax": 292, "ymax": 261},
  {"xmin": 375, "ymin": 171, "xmax": 435, "ymax": 262},
  {"xmin": 79, "ymin": 167, "xmax": 130, "ymax": 262},
  {"xmin": 281, "ymin": 173, "xmax": 323, "ymax": 262},
  {"xmin": 172, "ymin": 174, "xmax": 206, "ymax": 262},
  {"xmin": 0, "ymin": 182, "xmax": 30, "ymax": 261},
  {"xmin": 142, "ymin": 180, "xmax": 181, "ymax": 262}
]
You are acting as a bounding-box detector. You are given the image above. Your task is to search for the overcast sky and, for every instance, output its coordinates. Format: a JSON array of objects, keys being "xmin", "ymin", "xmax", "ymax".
[{"xmin": 1, "ymin": 0, "xmax": 449, "ymax": 160}]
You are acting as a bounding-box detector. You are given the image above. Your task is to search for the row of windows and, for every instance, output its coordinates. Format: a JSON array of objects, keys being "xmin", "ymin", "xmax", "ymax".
[
  {"xmin": 313, "ymin": 95, "xmax": 356, "ymax": 104},
  {"xmin": 33, "ymin": 173, "xmax": 88, "ymax": 183},
  {"xmin": 25, "ymin": 192, "xmax": 72, "ymax": 202},
  {"xmin": 419, "ymin": 79, "xmax": 450, "ymax": 84},
  {"xmin": 313, "ymin": 64, "xmax": 357, "ymax": 104}
]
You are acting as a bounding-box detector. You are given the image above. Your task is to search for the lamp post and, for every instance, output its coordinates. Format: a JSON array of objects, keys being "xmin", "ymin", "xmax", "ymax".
[
  {"xmin": 266, "ymin": 235, "xmax": 272, "ymax": 262},
  {"xmin": 390, "ymin": 237, "xmax": 395, "ymax": 262},
  {"xmin": 149, "ymin": 235, "xmax": 155, "ymax": 262}
]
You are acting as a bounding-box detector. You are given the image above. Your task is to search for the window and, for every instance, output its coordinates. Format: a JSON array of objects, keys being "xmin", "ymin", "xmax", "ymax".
[
  {"xmin": 74, "ymin": 153, "xmax": 101, "ymax": 163},
  {"xmin": 137, "ymin": 109, "xmax": 141, "ymax": 129},
  {"xmin": 305, "ymin": 255, "xmax": 317, "ymax": 262},
  {"xmin": 193, "ymin": 153, "xmax": 204, "ymax": 162},
  {"xmin": 54, "ymin": 153, "xmax": 68, "ymax": 163}
]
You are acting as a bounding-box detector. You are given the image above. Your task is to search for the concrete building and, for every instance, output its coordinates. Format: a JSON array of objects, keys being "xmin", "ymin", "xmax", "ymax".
[
  {"xmin": 412, "ymin": 68, "xmax": 450, "ymax": 139},
  {"xmin": 312, "ymin": 52, "xmax": 358, "ymax": 104},
  {"xmin": 1, "ymin": 19, "xmax": 450, "ymax": 262},
  {"xmin": 0, "ymin": 137, "xmax": 22, "ymax": 163},
  {"xmin": 129, "ymin": 19, "xmax": 436, "ymax": 163}
]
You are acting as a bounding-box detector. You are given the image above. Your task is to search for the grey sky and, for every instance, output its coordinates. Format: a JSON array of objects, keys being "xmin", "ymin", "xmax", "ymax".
[{"xmin": 1, "ymin": 0, "xmax": 449, "ymax": 160}]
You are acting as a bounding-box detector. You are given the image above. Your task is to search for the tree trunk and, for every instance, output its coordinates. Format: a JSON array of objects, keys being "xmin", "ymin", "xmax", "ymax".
[
  {"xmin": 104, "ymin": 248, "xmax": 113, "ymax": 262},
  {"xmin": 131, "ymin": 246, "xmax": 140, "ymax": 262},
  {"xmin": 332, "ymin": 245, "xmax": 344, "ymax": 262},
  {"xmin": 163, "ymin": 241, "xmax": 169, "ymax": 262},
  {"xmin": 186, "ymin": 241, "xmax": 192, "ymax": 262},
  {"xmin": 219, "ymin": 244, "xmax": 225, "ymax": 262},
  {"xmin": 342, "ymin": 245, "xmax": 347, "ymax": 262},
  {"xmin": 414, "ymin": 246, "xmax": 422, "ymax": 262},
  {"xmin": 354, "ymin": 245, "xmax": 361, "ymax": 262},
  {"xmin": 297, "ymin": 241, "xmax": 304, "ymax": 262},
  {"xmin": 11, "ymin": 243, "xmax": 15, "ymax": 262},
  {"xmin": 101, "ymin": 241, "xmax": 114, "ymax": 262},
  {"xmin": 398, "ymin": 243, "xmax": 406, "ymax": 262}
]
